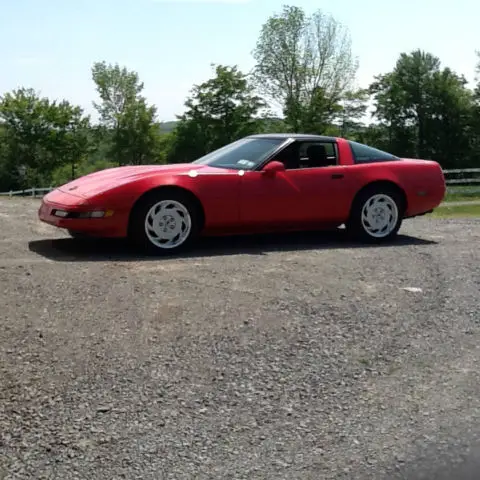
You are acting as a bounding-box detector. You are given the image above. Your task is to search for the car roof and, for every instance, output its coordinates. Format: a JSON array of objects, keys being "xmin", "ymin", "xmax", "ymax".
[{"xmin": 246, "ymin": 133, "xmax": 339, "ymax": 142}]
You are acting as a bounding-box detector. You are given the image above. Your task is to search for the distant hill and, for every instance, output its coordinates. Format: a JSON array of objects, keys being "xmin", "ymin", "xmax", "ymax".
[
  {"xmin": 158, "ymin": 121, "xmax": 178, "ymax": 133},
  {"xmin": 157, "ymin": 117, "xmax": 286, "ymax": 135}
]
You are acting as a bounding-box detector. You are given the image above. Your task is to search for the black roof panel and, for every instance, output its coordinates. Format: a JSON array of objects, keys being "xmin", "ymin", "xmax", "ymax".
[{"xmin": 247, "ymin": 133, "xmax": 339, "ymax": 142}]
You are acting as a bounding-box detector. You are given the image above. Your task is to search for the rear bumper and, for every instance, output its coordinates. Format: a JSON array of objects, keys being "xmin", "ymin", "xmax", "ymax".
[
  {"xmin": 38, "ymin": 191, "xmax": 128, "ymax": 238},
  {"xmin": 405, "ymin": 180, "xmax": 446, "ymax": 218}
]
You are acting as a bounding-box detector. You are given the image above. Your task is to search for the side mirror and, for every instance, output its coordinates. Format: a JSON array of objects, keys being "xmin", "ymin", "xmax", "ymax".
[{"xmin": 262, "ymin": 161, "xmax": 285, "ymax": 177}]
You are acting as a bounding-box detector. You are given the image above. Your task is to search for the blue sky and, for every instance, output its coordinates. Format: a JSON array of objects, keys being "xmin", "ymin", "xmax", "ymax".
[{"xmin": 1, "ymin": 0, "xmax": 478, "ymax": 122}]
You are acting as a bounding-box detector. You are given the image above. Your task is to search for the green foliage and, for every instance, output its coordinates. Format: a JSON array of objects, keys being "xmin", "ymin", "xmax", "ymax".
[
  {"xmin": 168, "ymin": 64, "xmax": 266, "ymax": 162},
  {"xmin": 0, "ymin": 125, "xmax": 15, "ymax": 191},
  {"xmin": 91, "ymin": 61, "xmax": 162, "ymax": 166},
  {"xmin": 369, "ymin": 49, "xmax": 475, "ymax": 167},
  {"xmin": 252, "ymin": 4, "xmax": 358, "ymax": 133},
  {"xmin": 111, "ymin": 99, "xmax": 162, "ymax": 165},
  {"xmin": 91, "ymin": 61, "xmax": 144, "ymax": 128},
  {"xmin": 51, "ymin": 158, "xmax": 117, "ymax": 187},
  {"xmin": 471, "ymin": 52, "xmax": 480, "ymax": 165},
  {"xmin": 430, "ymin": 203, "xmax": 480, "ymax": 218},
  {"xmin": 0, "ymin": 7, "xmax": 479, "ymax": 192},
  {"xmin": 0, "ymin": 88, "xmax": 91, "ymax": 189},
  {"xmin": 337, "ymin": 89, "xmax": 369, "ymax": 139}
]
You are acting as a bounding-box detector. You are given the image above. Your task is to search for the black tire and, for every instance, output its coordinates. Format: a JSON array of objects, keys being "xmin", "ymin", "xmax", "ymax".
[
  {"xmin": 128, "ymin": 189, "xmax": 202, "ymax": 255},
  {"xmin": 346, "ymin": 185, "xmax": 404, "ymax": 243}
]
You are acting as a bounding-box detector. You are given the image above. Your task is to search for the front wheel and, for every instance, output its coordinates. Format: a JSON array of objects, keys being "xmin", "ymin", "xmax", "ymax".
[
  {"xmin": 128, "ymin": 191, "xmax": 201, "ymax": 254},
  {"xmin": 346, "ymin": 187, "xmax": 404, "ymax": 242}
]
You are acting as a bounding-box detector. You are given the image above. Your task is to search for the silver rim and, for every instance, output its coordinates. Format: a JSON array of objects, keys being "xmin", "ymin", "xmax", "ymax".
[
  {"xmin": 144, "ymin": 200, "xmax": 192, "ymax": 249},
  {"xmin": 361, "ymin": 193, "xmax": 399, "ymax": 238}
]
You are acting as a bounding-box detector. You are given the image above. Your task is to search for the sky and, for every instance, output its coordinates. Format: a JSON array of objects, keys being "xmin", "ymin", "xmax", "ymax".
[{"xmin": 1, "ymin": 0, "xmax": 479, "ymax": 122}]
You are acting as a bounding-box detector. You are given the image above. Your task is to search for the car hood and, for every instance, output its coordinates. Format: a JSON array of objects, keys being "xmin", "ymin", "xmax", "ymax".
[{"xmin": 57, "ymin": 163, "xmax": 225, "ymax": 198}]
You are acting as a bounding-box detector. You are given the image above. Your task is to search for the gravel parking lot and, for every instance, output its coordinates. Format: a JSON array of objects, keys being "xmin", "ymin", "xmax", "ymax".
[{"xmin": 1, "ymin": 197, "xmax": 479, "ymax": 479}]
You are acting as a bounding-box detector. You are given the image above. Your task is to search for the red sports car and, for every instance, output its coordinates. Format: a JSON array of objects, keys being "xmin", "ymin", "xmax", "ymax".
[{"xmin": 38, "ymin": 134, "xmax": 446, "ymax": 253}]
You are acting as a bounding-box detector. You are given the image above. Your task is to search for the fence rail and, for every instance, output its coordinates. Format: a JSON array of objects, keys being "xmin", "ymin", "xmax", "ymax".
[
  {"xmin": 0, "ymin": 187, "xmax": 53, "ymax": 198},
  {"xmin": 442, "ymin": 167, "xmax": 480, "ymax": 194},
  {"xmin": 0, "ymin": 168, "xmax": 479, "ymax": 197},
  {"xmin": 443, "ymin": 168, "xmax": 480, "ymax": 174}
]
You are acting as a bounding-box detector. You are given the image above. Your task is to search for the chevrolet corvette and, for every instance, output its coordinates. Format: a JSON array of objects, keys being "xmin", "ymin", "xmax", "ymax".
[{"xmin": 38, "ymin": 133, "xmax": 446, "ymax": 253}]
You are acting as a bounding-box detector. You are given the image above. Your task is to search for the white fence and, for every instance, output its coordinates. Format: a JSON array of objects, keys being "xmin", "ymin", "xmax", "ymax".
[
  {"xmin": 0, "ymin": 187, "xmax": 53, "ymax": 198},
  {"xmin": 441, "ymin": 168, "xmax": 480, "ymax": 194},
  {"xmin": 0, "ymin": 168, "xmax": 479, "ymax": 198}
]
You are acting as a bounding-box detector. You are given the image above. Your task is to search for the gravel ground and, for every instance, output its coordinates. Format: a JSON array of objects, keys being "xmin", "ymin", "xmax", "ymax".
[{"xmin": 0, "ymin": 197, "xmax": 479, "ymax": 480}]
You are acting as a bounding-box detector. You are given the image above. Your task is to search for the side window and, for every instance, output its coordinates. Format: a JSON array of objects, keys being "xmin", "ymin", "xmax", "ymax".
[
  {"xmin": 272, "ymin": 140, "xmax": 338, "ymax": 170},
  {"xmin": 298, "ymin": 142, "xmax": 337, "ymax": 168},
  {"xmin": 349, "ymin": 141, "xmax": 398, "ymax": 164}
]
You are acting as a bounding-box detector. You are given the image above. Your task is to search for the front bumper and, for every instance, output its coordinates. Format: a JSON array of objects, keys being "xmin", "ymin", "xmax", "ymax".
[{"xmin": 38, "ymin": 191, "xmax": 128, "ymax": 238}]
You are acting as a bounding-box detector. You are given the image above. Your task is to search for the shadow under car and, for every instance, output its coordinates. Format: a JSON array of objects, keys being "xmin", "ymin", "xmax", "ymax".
[{"xmin": 28, "ymin": 229, "xmax": 438, "ymax": 263}]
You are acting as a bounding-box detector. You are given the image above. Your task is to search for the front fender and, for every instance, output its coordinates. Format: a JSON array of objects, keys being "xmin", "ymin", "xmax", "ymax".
[{"xmin": 95, "ymin": 169, "xmax": 244, "ymax": 230}]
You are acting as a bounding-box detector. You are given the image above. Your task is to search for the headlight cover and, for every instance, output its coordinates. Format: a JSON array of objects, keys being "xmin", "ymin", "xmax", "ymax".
[{"xmin": 52, "ymin": 209, "xmax": 114, "ymax": 218}]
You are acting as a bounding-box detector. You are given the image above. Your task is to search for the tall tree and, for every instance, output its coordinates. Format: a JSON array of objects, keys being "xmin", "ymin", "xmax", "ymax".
[
  {"xmin": 370, "ymin": 51, "xmax": 440, "ymax": 158},
  {"xmin": 91, "ymin": 61, "xmax": 144, "ymax": 128},
  {"xmin": 426, "ymin": 68, "xmax": 473, "ymax": 166},
  {"xmin": 0, "ymin": 124, "xmax": 15, "ymax": 191},
  {"xmin": 91, "ymin": 61, "xmax": 161, "ymax": 165},
  {"xmin": 112, "ymin": 99, "xmax": 161, "ymax": 165},
  {"xmin": 337, "ymin": 88, "xmax": 369, "ymax": 138},
  {"xmin": 46, "ymin": 100, "xmax": 91, "ymax": 180},
  {"xmin": 370, "ymin": 50, "xmax": 473, "ymax": 167},
  {"xmin": 470, "ymin": 51, "xmax": 480, "ymax": 166},
  {"xmin": 252, "ymin": 5, "xmax": 358, "ymax": 133},
  {"xmin": 168, "ymin": 64, "xmax": 266, "ymax": 163}
]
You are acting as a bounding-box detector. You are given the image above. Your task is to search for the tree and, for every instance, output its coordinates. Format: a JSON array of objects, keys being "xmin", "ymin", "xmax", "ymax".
[
  {"xmin": 112, "ymin": 99, "xmax": 161, "ymax": 165},
  {"xmin": 47, "ymin": 100, "xmax": 91, "ymax": 180},
  {"xmin": 0, "ymin": 124, "xmax": 15, "ymax": 191},
  {"xmin": 470, "ymin": 51, "xmax": 480, "ymax": 166},
  {"xmin": 91, "ymin": 61, "xmax": 161, "ymax": 165},
  {"xmin": 370, "ymin": 51, "xmax": 439, "ymax": 158},
  {"xmin": 0, "ymin": 88, "xmax": 91, "ymax": 188},
  {"xmin": 0, "ymin": 88, "xmax": 54, "ymax": 182},
  {"xmin": 475, "ymin": 50, "xmax": 480, "ymax": 80},
  {"xmin": 252, "ymin": 5, "xmax": 358, "ymax": 133},
  {"xmin": 369, "ymin": 50, "xmax": 473, "ymax": 167},
  {"xmin": 168, "ymin": 64, "xmax": 266, "ymax": 163},
  {"xmin": 91, "ymin": 61, "xmax": 144, "ymax": 128},
  {"xmin": 337, "ymin": 89, "xmax": 369, "ymax": 138},
  {"xmin": 426, "ymin": 68, "xmax": 473, "ymax": 166}
]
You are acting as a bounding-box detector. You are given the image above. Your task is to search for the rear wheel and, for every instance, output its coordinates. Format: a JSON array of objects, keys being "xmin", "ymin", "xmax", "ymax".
[
  {"xmin": 128, "ymin": 190, "xmax": 201, "ymax": 254},
  {"xmin": 346, "ymin": 186, "xmax": 404, "ymax": 242}
]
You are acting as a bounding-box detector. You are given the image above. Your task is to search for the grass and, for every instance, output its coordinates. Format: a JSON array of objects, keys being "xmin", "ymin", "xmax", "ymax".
[
  {"xmin": 430, "ymin": 203, "xmax": 480, "ymax": 218},
  {"xmin": 444, "ymin": 186, "xmax": 480, "ymax": 203},
  {"xmin": 444, "ymin": 192, "xmax": 480, "ymax": 203}
]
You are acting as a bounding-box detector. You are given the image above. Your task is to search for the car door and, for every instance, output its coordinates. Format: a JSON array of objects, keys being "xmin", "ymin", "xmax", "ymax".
[{"xmin": 239, "ymin": 140, "xmax": 353, "ymax": 227}]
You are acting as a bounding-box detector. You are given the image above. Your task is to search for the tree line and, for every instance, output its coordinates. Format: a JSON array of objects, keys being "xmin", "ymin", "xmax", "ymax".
[{"xmin": 1, "ymin": 5, "xmax": 479, "ymax": 191}]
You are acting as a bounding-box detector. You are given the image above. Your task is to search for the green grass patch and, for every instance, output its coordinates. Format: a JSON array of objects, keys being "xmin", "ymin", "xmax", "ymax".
[
  {"xmin": 444, "ymin": 187, "xmax": 480, "ymax": 203},
  {"xmin": 430, "ymin": 203, "xmax": 480, "ymax": 218}
]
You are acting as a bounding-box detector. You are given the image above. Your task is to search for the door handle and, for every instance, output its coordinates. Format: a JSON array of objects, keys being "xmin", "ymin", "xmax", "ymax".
[{"xmin": 331, "ymin": 174, "xmax": 344, "ymax": 179}]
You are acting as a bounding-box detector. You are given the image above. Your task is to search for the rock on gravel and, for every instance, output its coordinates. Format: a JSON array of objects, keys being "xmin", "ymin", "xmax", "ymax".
[{"xmin": 0, "ymin": 198, "xmax": 479, "ymax": 479}]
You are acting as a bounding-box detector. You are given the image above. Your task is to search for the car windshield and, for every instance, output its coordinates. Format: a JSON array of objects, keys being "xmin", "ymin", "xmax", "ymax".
[{"xmin": 192, "ymin": 137, "xmax": 287, "ymax": 170}]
